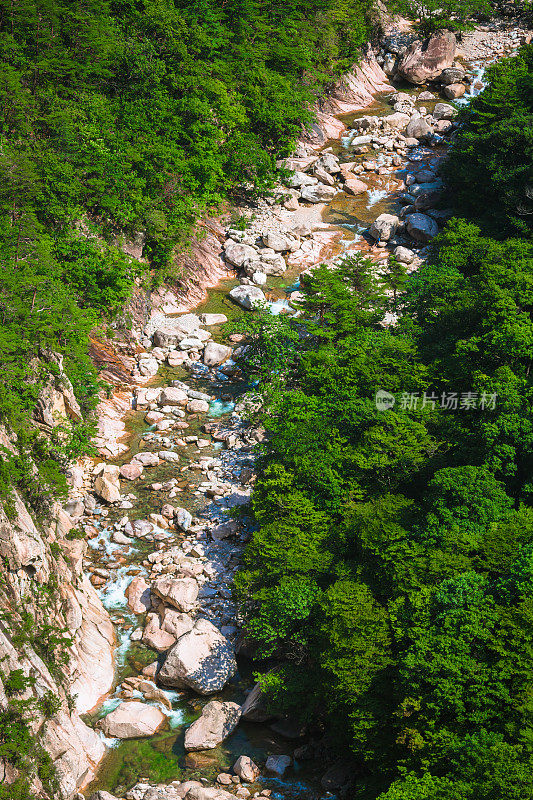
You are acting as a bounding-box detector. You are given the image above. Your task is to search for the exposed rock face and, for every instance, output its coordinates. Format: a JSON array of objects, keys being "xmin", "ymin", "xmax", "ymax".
[
  {"xmin": 303, "ymin": 49, "xmax": 392, "ymax": 145},
  {"xmin": 398, "ymin": 31, "xmax": 456, "ymax": 84},
  {"xmin": 184, "ymin": 700, "xmax": 241, "ymax": 751},
  {"xmin": 158, "ymin": 618, "xmax": 237, "ymax": 694},
  {"xmin": 98, "ymin": 701, "xmax": 166, "ymax": 738},
  {"xmin": 0, "ymin": 429, "xmax": 114, "ymax": 797}
]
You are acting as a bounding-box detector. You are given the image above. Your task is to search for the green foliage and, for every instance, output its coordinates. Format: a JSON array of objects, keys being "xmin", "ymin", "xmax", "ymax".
[
  {"xmin": 0, "ymin": 0, "xmax": 374, "ymax": 508},
  {"xmin": 236, "ymin": 49, "xmax": 533, "ymax": 798},
  {"xmin": 443, "ymin": 45, "xmax": 533, "ymax": 237},
  {"xmin": 390, "ymin": 0, "xmax": 491, "ymax": 35}
]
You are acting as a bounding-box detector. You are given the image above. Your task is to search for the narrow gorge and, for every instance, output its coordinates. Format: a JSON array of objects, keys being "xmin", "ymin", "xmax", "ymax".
[{"xmin": 2, "ymin": 6, "xmax": 533, "ymax": 800}]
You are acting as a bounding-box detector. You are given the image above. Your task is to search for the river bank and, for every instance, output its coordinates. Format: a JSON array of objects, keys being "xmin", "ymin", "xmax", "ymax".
[{"xmin": 72, "ymin": 19, "xmax": 530, "ymax": 800}]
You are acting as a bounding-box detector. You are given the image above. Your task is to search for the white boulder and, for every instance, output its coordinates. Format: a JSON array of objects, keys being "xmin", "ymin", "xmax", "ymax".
[
  {"xmin": 158, "ymin": 618, "xmax": 237, "ymax": 694},
  {"xmin": 184, "ymin": 701, "xmax": 241, "ymax": 751}
]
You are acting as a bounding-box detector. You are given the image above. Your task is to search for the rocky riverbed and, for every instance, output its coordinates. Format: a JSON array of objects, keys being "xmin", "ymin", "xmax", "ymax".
[{"xmin": 65, "ymin": 19, "xmax": 531, "ymax": 800}]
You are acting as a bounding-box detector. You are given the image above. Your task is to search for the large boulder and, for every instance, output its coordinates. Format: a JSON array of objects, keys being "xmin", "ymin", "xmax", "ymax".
[
  {"xmin": 184, "ymin": 700, "xmax": 241, "ymax": 751},
  {"xmin": 398, "ymin": 31, "xmax": 456, "ymax": 85},
  {"xmin": 224, "ymin": 240, "xmax": 258, "ymax": 268},
  {"xmin": 119, "ymin": 462, "xmax": 143, "ymax": 481},
  {"xmin": 240, "ymin": 681, "xmax": 274, "ymax": 722},
  {"xmin": 433, "ymin": 102, "xmax": 456, "ymax": 120},
  {"xmin": 200, "ymin": 313, "xmax": 228, "ymax": 325},
  {"xmin": 444, "ymin": 83, "xmax": 466, "ymax": 100},
  {"xmin": 161, "ymin": 607, "xmax": 194, "ymax": 639},
  {"xmin": 406, "ymin": 213, "xmax": 439, "ymax": 243},
  {"xmin": 158, "ymin": 618, "xmax": 237, "ymax": 694},
  {"xmin": 98, "ymin": 701, "xmax": 166, "ymax": 739},
  {"xmin": 132, "ymin": 451, "xmax": 160, "ymax": 467},
  {"xmin": 265, "ymin": 755, "xmax": 291, "ymax": 776},
  {"xmin": 369, "ymin": 213, "xmax": 399, "ymax": 242},
  {"xmin": 94, "ymin": 465, "xmax": 121, "ymax": 504},
  {"xmin": 175, "ymin": 507, "xmax": 193, "ymax": 531},
  {"xmin": 143, "ymin": 614, "xmax": 177, "ymax": 652},
  {"xmin": 125, "ymin": 576, "xmax": 151, "ymax": 614},
  {"xmin": 384, "ymin": 111, "xmax": 411, "ymax": 130},
  {"xmin": 394, "ymin": 246, "xmax": 415, "ymax": 265},
  {"xmin": 229, "ymin": 285, "xmax": 266, "ymax": 310},
  {"xmin": 286, "ymin": 171, "xmax": 318, "ymax": 188},
  {"xmin": 344, "ymin": 178, "xmax": 368, "ymax": 196},
  {"xmin": 159, "ymin": 387, "xmax": 188, "ymax": 406},
  {"xmin": 440, "ymin": 65, "xmax": 465, "ymax": 86},
  {"xmin": 203, "ymin": 342, "xmax": 232, "ymax": 367},
  {"xmin": 152, "ymin": 576, "xmax": 199, "ymax": 612},
  {"xmin": 405, "ymin": 116, "xmax": 433, "ymax": 141},
  {"xmin": 233, "ymin": 755, "xmax": 261, "ymax": 782},
  {"xmin": 300, "ymin": 183, "xmax": 337, "ymax": 203},
  {"xmin": 153, "ymin": 315, "xmax": 201, "ymax": 347},
  {"xmin": 261, "ymin": 232, "xmax": 293, "ymax": 252}
]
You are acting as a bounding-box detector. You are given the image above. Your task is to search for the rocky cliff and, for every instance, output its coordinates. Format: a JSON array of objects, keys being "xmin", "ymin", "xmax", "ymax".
[{"xmin": 0, "ymin": 369, "xmax": 115, "ymax": 798}]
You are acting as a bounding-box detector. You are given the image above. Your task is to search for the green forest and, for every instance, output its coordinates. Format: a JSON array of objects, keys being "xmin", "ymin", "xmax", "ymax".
[
  {"xmin": 235, "ymin": 45, "xmax": 533, "ymax": 799},
  {"xmin": 3, "ymin": 0, "xmax": 533, "ymax": 797},
  {"xmin": 0, "ymin": 0, "xmax": 373, "ymax": 430}
]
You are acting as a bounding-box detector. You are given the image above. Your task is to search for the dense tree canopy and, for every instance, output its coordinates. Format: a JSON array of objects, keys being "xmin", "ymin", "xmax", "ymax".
[
  {"xmin": 235, "ymin": 45, "xmax": 533, "ymax": 799},
  {"xmin": 0, "ymin": 0, "xmax": 373, "ymax": 442}
]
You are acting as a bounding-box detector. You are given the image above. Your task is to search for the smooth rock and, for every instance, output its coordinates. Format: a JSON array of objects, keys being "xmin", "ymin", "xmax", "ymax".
[
  {"xmin": 261, "ymin": 232, "xmax": 292, "ymax": 252},
  {"xmin": 229, "ymin": 286, "xmax": 266, "ymax": 310},
  {"xmin": 187, "ymin": 399, "xmax": 209, "ymax": 414},
  {"xmin": 405, "ymin": 116, "xmax": 433, "ymax": 141},
  {"xmin": 184, "ymin": 787, "xmax": 235, "ymax": 800},
  {"xmin": 158, "ymin": 618, "xmax": 237, "ymax": 694},
  {"xmin": 143, "ymin": 614, "xmax": 177, "ymax": 652},
  {"xmin": 406, "ymin": 212, "xmax": 439, "ymax": 242},
  {"xmin": 175, "ymin": 507, "xmax": 193, "ymax": 531},
  {"xmin": 384, "ymin": 111, "xmax": 410, "ymax": 129},
  {"xmin": 119, "ymin": 462, "xmax": 144, "ymax": 481},
  {"xmin": 152, "ymin": 576, "xmax": 199, "ymax": 612},
  {"xmin": 200, "ymin": 314, "xmax": 228, "ymax": 326},
  {"xmin": 344, "ymin": 178, "xmax": 367, "ymax": 196},
  {"xmin": 98, "ymin": 701, "xmax": 166, "ymax": 739},
  {"xmin": 94, "ymin": 465, "xmax": 121, "ymax": 504},
  {"xmin": 203, "ymin": 342, "xmax": 232, "ymax": 367},
  {"xmin": 286, "ymin": 171, "xmax": 318, "ymax": 188},
  {"xmin": 233, "ymin": 755, "xmax": 260, "ymax": 782},
  {"xmin": 440, "ymin": 66, "xmax": 465, "ymax": 86},
  {"xmin": 444, "ymin": 82, "xmax": 466, "ymax": 100},
  {"xmin": 161, "ymin": 607, "xmax": 194, "ymax": 639},
  {"xmin": 184, "ymin": 701, "xmax": 241, "ymax": 751},
  {"xmin": 125, "ymin": 576, "xmax": 151, "ymax": 614},
  {"xmin": 300, "ymin": 183, "xmax": 337, "ymax": 203},
  {"xmin": 224, "ymin": 240, "xmax": 258, "ymax": 268},
  {"xmin": 394, "ymin": 246, "xmax": 415, "ymax": 264},
  {"xmin": 369, "ymin": 213, "xmax": 399, "ymax": 242},
  {"xmin": 133, "ymin": 452, "xmax": 160, "ymax": 467}
]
